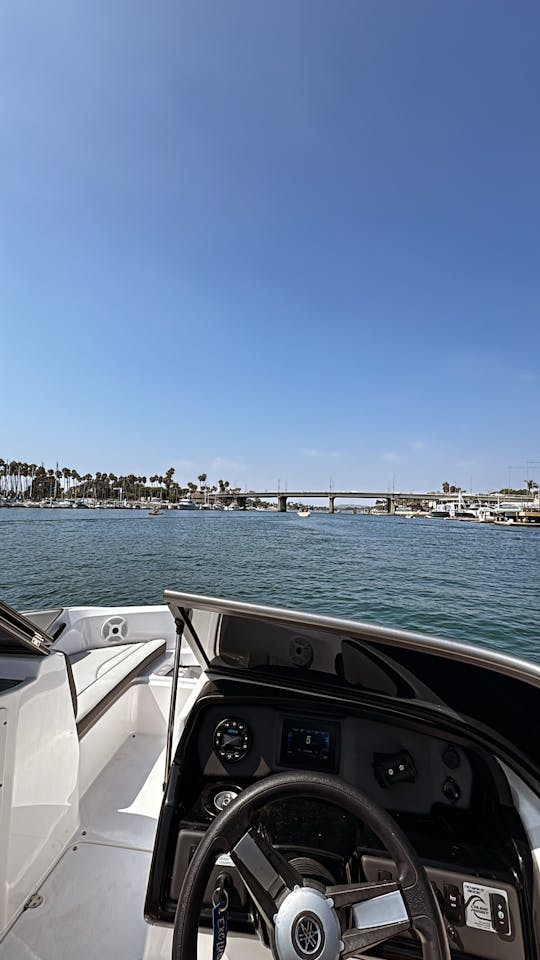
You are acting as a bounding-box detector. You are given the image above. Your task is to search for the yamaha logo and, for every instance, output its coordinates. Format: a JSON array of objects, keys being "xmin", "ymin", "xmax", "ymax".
[{"xmin": 292, "ymin": 912, "xmax": 324, "ymax": 959}]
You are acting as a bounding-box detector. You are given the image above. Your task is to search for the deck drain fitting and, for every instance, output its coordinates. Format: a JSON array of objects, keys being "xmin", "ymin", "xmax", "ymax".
[{"xmin": 25, "ymin": 895, "xmax": 43, "ymax": 910}]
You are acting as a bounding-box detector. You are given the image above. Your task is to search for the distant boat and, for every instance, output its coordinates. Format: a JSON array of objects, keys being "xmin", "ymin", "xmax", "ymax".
[
  {"xmin": 178, "ymin": 496, "xmax": 197, "ymax": 511},
  {"xmin": 430, "ymin": 491, "xmax": 479, "ymax": 521},
  {"xmin": 297, "ymin": 508, "xmax": 311, "ymax": 518},
  {"xmin": 148, "ymin": 508, "xmax": 162, "ymax": 516},
  {"xmin": 429, "ymin": 505, "xmax": 450, "ymax": 518},
  {"xmin": 453, "ymin": 508, "xmax": 477, "ymax": 520}
]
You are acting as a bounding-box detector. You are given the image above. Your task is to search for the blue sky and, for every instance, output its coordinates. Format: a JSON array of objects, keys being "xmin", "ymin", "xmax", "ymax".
[{"xmin": 1, "ymin": 0, "xmax": 539, "ymax": 494}]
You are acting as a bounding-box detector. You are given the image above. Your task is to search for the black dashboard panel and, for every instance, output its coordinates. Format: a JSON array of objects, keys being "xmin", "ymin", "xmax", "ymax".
[
  {"xmin": 195, "ymin": 702, "xmax": 474, "ymax": 815},
  {"xmin": 146, "ymin": 679, "xmax": 533, "ymax": 960}
]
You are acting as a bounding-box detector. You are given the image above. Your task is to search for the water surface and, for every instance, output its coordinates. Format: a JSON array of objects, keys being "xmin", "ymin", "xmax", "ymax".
[{"xmin": 1, "ymin": 508, "xmax": 538, "ymax": 662}]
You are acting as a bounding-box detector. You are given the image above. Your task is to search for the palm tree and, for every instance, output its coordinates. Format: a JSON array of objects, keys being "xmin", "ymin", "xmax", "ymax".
[
  {"xmin": 197, "ymin": 473, "xmax": 207, "ymax": 491},
  {"xmin": 46, "ymin": 468, "xmax": 55, "ymax": 500},
  {"xmin": 26, "ymin": 464, "xmax": 36, "ymax": 500},
  {"xmin": 62, "ymin": 467, "xmax": 70, "ymax": 500},
  {"xmin": 164, "ymin": 467, "xmax": 175, "ymax": 501},
  {"xmin": 33, "ymin": 465, "xmax": 46, "ymax": 500},
  {"xmin": 9, "ymin": 461, "xmax": 18, "ymax": 499},
  {"xmin": 19, "ymin": 462, "xmax": 28, "ymax": 499}
]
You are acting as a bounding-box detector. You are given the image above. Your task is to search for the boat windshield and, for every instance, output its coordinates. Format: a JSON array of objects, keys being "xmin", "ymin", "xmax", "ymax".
[
  {"xmin": 216, "ymin": 613, "xmax": 426, "ymax": 701},
  {"xmin": 166, "ymin": 591, "xmax": 540, "ymax": 771}
]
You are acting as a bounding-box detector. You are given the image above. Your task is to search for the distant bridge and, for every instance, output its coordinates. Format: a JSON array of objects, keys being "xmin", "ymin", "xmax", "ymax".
[{"xmin": 213, "ymin": 490, "xmax": 535, "ymax": 514}]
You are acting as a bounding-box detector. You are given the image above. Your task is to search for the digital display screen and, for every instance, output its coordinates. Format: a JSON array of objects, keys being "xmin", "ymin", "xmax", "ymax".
[{"xmin": 280, "ymin": 719, "xmax": 339, "ymax": 771}]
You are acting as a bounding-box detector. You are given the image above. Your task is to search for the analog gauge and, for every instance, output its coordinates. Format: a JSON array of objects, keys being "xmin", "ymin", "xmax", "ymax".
[
  {"xmin": 213, "ymin": 718, "xmax": 251, "ymax": 763},
  {"xmin": 289, "ymin": 636, "xmax": 314, "ymax": 668}
]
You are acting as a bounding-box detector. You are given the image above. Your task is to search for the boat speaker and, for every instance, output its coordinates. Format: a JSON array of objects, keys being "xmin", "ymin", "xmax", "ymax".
[{"xmin": 101, "ymin": 616, "xmax": 128, "ymax": 642}]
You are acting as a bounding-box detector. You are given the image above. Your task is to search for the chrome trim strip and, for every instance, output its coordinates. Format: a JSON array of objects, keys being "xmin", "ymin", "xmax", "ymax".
[
  {"xmin": 164, "ymin": 590, "xmax": 540, "ymax": 688},
  {"xmin": 352, "ymin": 890, "xmax": 408, "ymax": 929}
]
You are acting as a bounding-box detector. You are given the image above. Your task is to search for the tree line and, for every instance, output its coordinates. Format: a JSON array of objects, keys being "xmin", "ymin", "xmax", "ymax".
[
  {"xmin": 441, "ymin": 480, "xmax": 538, "ymax": 495},
  {"xmin": 0, "ymin": 460, "xmax": 242, "ymax": 503}
]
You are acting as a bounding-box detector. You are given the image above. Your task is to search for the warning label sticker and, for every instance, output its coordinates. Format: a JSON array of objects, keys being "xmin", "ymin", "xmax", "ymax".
[{"xmin": 463, "ymin": 882, "xmax": 510, "ymax": 935}]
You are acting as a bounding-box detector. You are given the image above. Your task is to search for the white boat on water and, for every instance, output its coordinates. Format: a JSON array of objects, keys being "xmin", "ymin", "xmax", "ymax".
[
  {"xmin": 429, "ymin": 493, "xmax": 477, "ymax": 521},
  {"xmin": 0, "ymin": 590, "xmax": 539, "ymax": 960},
  {"xmin": 297, "ymin": 508, "xmax": 311, "ymax": 517},
  {"xmin": 428, "ymin": 504, "xmax": 451, "ymax": 519},
  {"xmin": 177, "ymin": 496, "xmax": 197, "ymax": 511}
]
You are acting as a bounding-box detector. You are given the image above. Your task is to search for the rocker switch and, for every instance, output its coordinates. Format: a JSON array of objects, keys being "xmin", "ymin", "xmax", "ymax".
[
  {"xmin": 443, "ymin": 883, "xmax": 464, "ymax": 926},
  {"xmin": 489, "ymin": 893, "xmax": 510, "ymax": 936},
  {"xmin": 373, "ymin": 751, "xmax": 417, "ymax": 788}
]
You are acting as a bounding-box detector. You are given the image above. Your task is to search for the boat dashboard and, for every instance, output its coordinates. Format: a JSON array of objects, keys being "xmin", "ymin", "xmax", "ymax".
[{"xmin": 146, "ymin": 678, "xmax": 534, "ymax": 960}]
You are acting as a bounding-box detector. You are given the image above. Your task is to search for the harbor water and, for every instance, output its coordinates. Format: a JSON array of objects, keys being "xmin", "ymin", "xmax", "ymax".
[{"xmin": 1, "ymin": 508, "xmax": 539, "ymax": 662}]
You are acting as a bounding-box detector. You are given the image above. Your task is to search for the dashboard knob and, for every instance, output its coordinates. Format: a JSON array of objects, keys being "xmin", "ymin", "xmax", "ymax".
[
  {"xmin": 442, "ymin": 746, "xmax": 461, "ymax": 770},
  {"xmin": 442, "ymin": 777, "xmax": 461, "ymax": 804}
]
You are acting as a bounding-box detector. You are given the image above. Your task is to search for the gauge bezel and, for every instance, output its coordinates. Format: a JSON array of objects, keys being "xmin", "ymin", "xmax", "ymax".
[{"xmin": 213, "ymin": 717, "xmax": 251, "ymax": 763}]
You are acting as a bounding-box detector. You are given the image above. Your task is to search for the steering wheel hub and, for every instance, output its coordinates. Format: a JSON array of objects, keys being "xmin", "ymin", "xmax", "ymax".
[{"xmin": 274, "ymin": 886, "xmax": 342, "ymax": 960}]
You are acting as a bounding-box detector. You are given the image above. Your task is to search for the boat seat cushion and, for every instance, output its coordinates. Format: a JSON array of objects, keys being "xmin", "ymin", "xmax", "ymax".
[{"xmin": 69, "ymin": 640, "xmax": 166, "ymax": 724}]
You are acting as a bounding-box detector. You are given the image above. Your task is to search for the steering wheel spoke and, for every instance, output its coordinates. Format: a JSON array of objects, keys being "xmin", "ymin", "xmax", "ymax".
[
  {"xmin": 230, "ymin": 827, "xmax": 303, "ymax": 926},
  {"xmin": 341, "ymin": 913, "xmax": 411, "ymax": 957},
  {"xmin": 326, "ymin": 879, "xmax": 411, "ymax": 958},
  {"xmin": 326, "ymin": 878, "xmax": 401, "ymax": 908}
]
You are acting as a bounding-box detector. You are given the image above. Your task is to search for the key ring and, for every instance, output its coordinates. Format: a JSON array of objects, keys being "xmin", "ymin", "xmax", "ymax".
[
  {"xmin": 212, "ymin": 874, "xmax": 230, "ymax": 960},
  {"xmin": 212, "ymin": 887, "xmax": 229, "ymax": 913}
]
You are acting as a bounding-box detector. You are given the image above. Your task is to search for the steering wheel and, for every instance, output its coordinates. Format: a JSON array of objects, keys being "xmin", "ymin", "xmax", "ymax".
[{"xmin": 173, "ymin": 771, "xmax": 450, "ymax": 960}]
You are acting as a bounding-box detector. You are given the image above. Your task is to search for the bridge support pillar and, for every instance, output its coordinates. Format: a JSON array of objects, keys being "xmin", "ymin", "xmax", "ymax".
[
  {"xmin": 386, "ymin": 497, "xmax": 396, "ymax": 515},
  {"xmin": 329, "ymin": 496, "xmax": 335, "ymax": 514},
  {"xmin": 238, "ymin": 497, "xmax": 247, "ymax": 510},
  {"xmin": 278, "ymin": 496, "xmax": 287, "ymax": 512}
]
